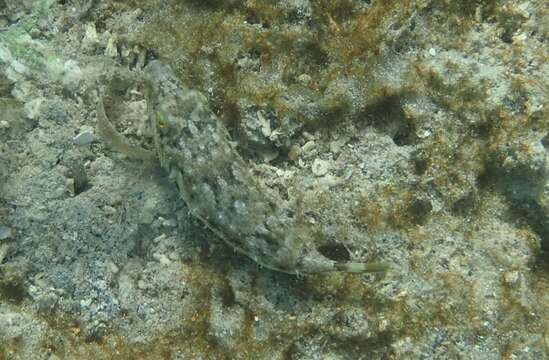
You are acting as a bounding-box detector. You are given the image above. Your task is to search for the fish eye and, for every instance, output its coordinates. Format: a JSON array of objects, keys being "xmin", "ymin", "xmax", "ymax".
[{"xmin": 155, "ymin": 111, "xmax": 167, "ymax": 129}]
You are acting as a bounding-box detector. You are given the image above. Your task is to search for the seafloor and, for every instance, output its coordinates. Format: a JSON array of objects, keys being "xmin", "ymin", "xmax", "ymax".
[{"xmin": 0, "ymin": 1, "xmax": 548, "ymax": 359}]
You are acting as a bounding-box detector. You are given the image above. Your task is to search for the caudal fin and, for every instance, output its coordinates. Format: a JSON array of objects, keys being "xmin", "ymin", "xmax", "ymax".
[{"xmin": 334, "ymin": 261, "xmax": 390, "ymax": 273}]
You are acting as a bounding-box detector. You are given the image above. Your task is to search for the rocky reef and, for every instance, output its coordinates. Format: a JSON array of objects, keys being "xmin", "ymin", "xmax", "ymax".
[{"xmin": 0, "ymin": 0, "xmax": 547, "ymax": 358}]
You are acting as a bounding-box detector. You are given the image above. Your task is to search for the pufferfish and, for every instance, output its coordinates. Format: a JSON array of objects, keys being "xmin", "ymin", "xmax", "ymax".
[{"xmin": 97, "ymin": 60, "xmax": 389, "ymax": 275}]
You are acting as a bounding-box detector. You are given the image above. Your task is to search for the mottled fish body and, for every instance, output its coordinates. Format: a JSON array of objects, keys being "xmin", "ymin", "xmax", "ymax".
[{"xmin": 98, "ymin": 60, "xmax": 389, "ymax": 275}]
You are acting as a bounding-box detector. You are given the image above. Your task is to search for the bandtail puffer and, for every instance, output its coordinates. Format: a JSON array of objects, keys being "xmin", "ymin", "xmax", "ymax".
[{"xmin": 97, "ymin": 60, "xmax": 389, "ymax": 275}]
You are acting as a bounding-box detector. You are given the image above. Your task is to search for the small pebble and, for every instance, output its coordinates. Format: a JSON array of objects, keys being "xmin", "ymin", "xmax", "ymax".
[
  {"xmin": 137, "ymin": 280, "xmax": 146, "ymax": 290},
  {"xmin": 10, "ymin": 59, "xmax": 27, "ymax": 74},
  {"xmin": 105, "ymin": 36, "xmax": 118, "ymax": 58},
  {"xmin": 0, "ymin": 226, "xmax": 12, "ymax": 240},
  {"xmin": 73, "ymin": 131, "xmax": 97, "ymax": 146},
  {"xmin": 312, "ymin": 158, "xmax": 330, "ymax": 176},
  {"xmin": 0, "ymin": 45, "xmax": 12, "ymax": 64},
  {"xmin": 24, "ymin": 98, "xmax": 44, "ymax": 120},
  {"xmin": 503, "ymin": 271, "xmax": 520, "ymax": 287},
  {"xmin": 103, "ymin": 205, "xmax": 117, "ymax": 215},
  {"xmin": 153, "ymin": 252, "xmax": 171, "ymax": 266},
  {"xmin": 30, "ymin": 27, "xmax": 41, "ymax": 39},
  {"xmin": 106, "ymin": 260, "xmax": 119, "ymax": 275},
  {"xmin": 258, "ymin": 147, "xmax": 278, "ymax": 163},
  {"xmin": 65, "ymin": 178, "xmax": 75, "ymax": 196},
  {"xmin": 343, "ymin": 169, "xmax": 353, "ymax": 181},
  {"xmin": 152, "ymin": 234, "xmax": 167, "ymax": 244},
  {"xmin": 160, "ymin": 217, "xmax": 177, "ymax": 227},
  {"xmin": 302, "ymin": 141, "xmax": 316, "ymax": 154},
  {"xmin": 297, "ymin": 73, "xmax": 312, "ymax": 86},
  {"xmin": 257, "ymin": 110, "xmax": 271, "ymax": 137},
  {"xmin": 0, "ymin": 244, "xmax": 8, "ymax": 263},
  {"xmin": 288, "ymin": 145, "xmax": 300, "ymax": 161},
  {"xmin": 83, "ymin": 23, "xmax": 99, "ymax": 46},
  {"xmin": 329, "ymin": 139, "xmax": 346, "ymax": 154}
]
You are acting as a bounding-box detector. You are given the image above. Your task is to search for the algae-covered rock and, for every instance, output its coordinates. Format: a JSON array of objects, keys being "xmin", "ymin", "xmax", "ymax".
[{"xmin": 0, "ymin": 0, "xmax": 547, "ymax": 358}]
